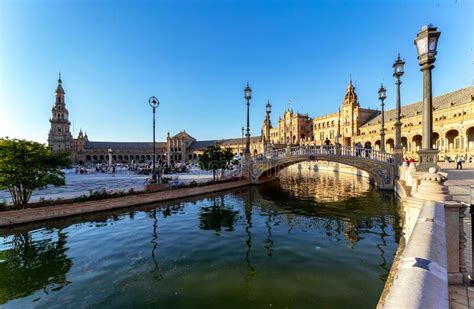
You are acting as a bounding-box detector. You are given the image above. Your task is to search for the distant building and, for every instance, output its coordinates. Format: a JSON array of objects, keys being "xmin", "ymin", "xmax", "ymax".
[{"xmin": 48, "ymin": 75, "xmax": 474, "ymax": 164}]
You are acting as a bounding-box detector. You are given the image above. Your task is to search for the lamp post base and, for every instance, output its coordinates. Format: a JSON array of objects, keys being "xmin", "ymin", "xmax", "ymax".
[{"xmin": 416, "ymin": 148, "xmax": 439, "ymax": 172}]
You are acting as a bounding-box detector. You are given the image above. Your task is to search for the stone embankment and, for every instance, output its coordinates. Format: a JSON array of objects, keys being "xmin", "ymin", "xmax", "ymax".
[
  {"xmin": 379, "ymin": 163, "xmax": 468, "ymax": 309},
  {"xmin": 0, "ymin": 179, "xmax": 249, "ymax": 227}
]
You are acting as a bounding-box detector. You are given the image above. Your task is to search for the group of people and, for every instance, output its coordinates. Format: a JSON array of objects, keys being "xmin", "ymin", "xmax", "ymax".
[
  {"xmin": 453, "ymin": 154, "xmax": 473, "ymax": 170},
  {"xmin": 353, "ymin": 141, "xmax": 372, "ymax": 158}
]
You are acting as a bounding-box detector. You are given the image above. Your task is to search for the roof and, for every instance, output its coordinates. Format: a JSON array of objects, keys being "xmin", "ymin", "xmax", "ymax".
[
  {"xmin": 188, "ymin": 140, "xmax": 217, "ymax": 150},
  {"xmin": 85, "ymin": 141, "xmax": 166, "ymax": 150},
  {"xmin": 171, "ymin": 131, "xmax": 195, "ymax": 140},
  {"xmin": 361, "ymin": 85, "xmax": 474, "ymax": 127},
  {"xmin": 188, "ymin": 136, "xmax": 262, "ymax": 150}
]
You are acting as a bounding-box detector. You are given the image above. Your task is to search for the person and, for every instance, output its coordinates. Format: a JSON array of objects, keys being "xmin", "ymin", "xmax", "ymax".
[
  {"xmin": 364, "ymin": 143, "xmax": 371, "ymax": 158},
  {"xmin": 456, "ymin": 156, "xmax": 463, "ymax": 170},
  {"xmin": 112, "ymin": 165, "xmax": 116, "ymax": 176},
  {"xmin": 355, "ymin": 142, "xmax": 362, "ymax": 157},
  {"xmin": 324, "ymin": 138, "xmax": 331, "ymax": 154}
]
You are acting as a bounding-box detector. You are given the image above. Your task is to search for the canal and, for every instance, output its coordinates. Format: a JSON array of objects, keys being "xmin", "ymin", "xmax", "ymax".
[{"xmin": 0, "ymin": 164, "xmax": 401, "ymax": 308}]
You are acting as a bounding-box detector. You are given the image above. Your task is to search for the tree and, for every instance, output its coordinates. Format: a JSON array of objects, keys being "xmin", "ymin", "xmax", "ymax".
[
  {"xmin": 0, "ymin": 138, "xmax": 71, "ymax": 208},
  {"xmin": 198, "ymin": 145, "xmax": 235, "ymax": 182}
]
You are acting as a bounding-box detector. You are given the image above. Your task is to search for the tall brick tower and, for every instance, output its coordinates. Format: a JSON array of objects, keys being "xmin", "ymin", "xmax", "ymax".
[{"xmin": 47, "ymin": 73, "xmax": 72, "ymax": 152}]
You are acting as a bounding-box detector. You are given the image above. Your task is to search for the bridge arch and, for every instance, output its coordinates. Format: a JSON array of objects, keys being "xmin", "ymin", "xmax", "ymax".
[{"xmin": 251, "ymin": 145, "xmax": 395, "ymax": 190}]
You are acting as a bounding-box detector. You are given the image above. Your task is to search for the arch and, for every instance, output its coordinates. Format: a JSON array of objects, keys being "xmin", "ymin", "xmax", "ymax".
[
  {"xmin": 112, "ymin": 155, "xmax": 117, "ymax": 161},
  {"xmin": 254, "ymin": 155, "xmax": 393, "ymax": 190},
  {"xmin": 432, "ymin": 132, "xmax": 440, "ymax": 149},
  {"xmin": 445, "ymin": 129, "xmax": 459, "ymax": 152},
  {"xmin": 253, "ymin": 149, "xmax": 258, "ymax": 156},
  {"xmin": 86, "ymin": 155, "xmax": 91, "ymax": 162},
  {"xmin": 412, "ymin": 135, "xmax": 422, "ymax": 152},
  {"xmin": 386, "ymin": 138, "xmax": 394, "ymax": 153},
  {"xmin": 374, "ymin": 140, "xmax": 381, "ymax": 151},
  {"xmin": 467, "ymin": 127, "xmax": 474, "ymax": 150},
  {"xmin": 401, "ymin": 137, "xmax": 408, "ymax": 152},
  {"xmin": 146, "ymin": 155, "xmax": 151, "ymax": 160},
  {"xmin": 364, "ymin": 141, "xmax": 372, "ymax": 148},
  {"xmin": 99, "ymin": 155, "xmax": 104, "ymax": 161},
  {"xmin": 92, "ymin": 155, "xmax": 98, "ymax": 162}
]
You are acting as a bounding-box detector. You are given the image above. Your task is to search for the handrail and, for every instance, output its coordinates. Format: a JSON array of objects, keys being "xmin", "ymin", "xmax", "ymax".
[{"xmin": 266, "ymin": 145, "xmax": 394, "ymax": 164}]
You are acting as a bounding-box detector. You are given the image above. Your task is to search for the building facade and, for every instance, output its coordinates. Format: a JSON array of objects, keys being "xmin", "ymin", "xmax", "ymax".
[
  {"xmin": 47, "ymin": 76, "xmax": 474, "ymax": 164},
  {"xmin": 260, "ymin": 81, "xmax": 474, "ymax": 161}
]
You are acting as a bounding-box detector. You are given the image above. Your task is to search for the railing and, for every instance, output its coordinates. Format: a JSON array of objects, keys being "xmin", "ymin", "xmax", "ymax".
[{"xmin": 265, "ymin": 145, "xmax": 394, "ymax": 164}]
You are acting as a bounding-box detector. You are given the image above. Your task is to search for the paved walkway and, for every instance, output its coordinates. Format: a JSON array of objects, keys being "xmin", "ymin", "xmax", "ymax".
[
  {"xmin": 0, "ymin": 169, "xmax": 217, "ymax": 204},
  {"xmin": 439, "ymin": 162, "xmax": 474, "ymax": 309}
]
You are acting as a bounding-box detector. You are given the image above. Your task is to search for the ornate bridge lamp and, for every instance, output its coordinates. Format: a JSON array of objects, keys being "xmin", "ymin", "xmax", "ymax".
[
  {"xmin": 244, "ymin": 83, "xmax": 252, "ymax": 163},
  {"xmin": 149, "ymin": 96, "xmax": 160, "ymax": 183},
  {"xmin": 414, "ymin": 24, "xmax": 441, "ymax": 171},
  {"xmin": 265, "ymin": 101, "xmax": 272, "ymax": 156},
  {"xmin": 393, "ymin": 54, "xmax": 405, "ymax": 164},
  {"xmin": 378, "ymin": 84, "xmax": 387, "ymax": 153}
]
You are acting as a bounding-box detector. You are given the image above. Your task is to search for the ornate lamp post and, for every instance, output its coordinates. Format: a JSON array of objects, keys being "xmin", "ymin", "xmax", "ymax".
[
  {"xmin": 244, "ymin": 83, "xmax": 252, "ymax": 160},
  {"xmin": 265, "ymin": 100, "xmax": 271, "ymax": 144},
  {"xmin": 265, "ymin": 101, "xmax": 272, "ymax": 156},
  {"xmin": 378, "ymin": 84, "xmax": 387, "ymax": 153},
  {"xmin": 393, "ymin": 53, "xmax": 405, "ymax": 163},
  {"xmin": 149, "ymin": 96, "xmax": 160, "ymax": 183},
  {"xmin": 414, "ymin": 24, "xmax": 441, "ymax": 170}
]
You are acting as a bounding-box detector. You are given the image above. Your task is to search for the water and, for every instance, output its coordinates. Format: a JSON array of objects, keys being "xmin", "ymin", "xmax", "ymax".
[{"xmin": 0, "ymin": 165, "xmax": 401, "ymax": 308}]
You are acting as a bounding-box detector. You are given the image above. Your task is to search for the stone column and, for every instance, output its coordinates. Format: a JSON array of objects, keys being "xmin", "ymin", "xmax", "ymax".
[{"xmin": 417, "ymin": 63, "xmax": 439, "ymax": 171}]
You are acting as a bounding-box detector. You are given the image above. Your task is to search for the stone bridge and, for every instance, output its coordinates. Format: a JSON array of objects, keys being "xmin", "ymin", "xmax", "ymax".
[{"xmin": 250, "ymin": 145, "xmax": 396, "ymax": 190}]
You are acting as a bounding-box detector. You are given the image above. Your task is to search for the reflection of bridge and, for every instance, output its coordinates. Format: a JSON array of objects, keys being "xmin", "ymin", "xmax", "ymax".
[{"xmin": 250, "ymin": 145, "xmax": 396, "ymax": 190}]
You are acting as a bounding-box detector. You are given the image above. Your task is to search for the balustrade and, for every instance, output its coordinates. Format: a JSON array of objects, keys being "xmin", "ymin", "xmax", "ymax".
[{"xmin": 267, "ymin": 144, "xmax": 393, "ymax": 164}]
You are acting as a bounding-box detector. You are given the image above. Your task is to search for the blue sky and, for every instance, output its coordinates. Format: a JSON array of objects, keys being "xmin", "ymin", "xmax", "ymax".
[{"xmin": 0, "ymin": 0, "xmax": 472, "ymax": 143}]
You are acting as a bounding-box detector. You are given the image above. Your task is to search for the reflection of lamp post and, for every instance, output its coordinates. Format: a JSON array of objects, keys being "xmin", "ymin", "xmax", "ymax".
[
  {"xmin": 414, "ymin": 24, "xmax": 441, "ymax": 170},
  {"xmin": 378, "ymin": 84, "xmax": 387, "ymax": 153},
  {"xmin": 149, "ymin": 96, "xmax": 160, "ymax": 183}
]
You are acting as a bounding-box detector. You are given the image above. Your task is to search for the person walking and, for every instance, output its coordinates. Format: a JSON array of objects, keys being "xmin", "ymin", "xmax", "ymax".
[
  {"xmin": 456, "ymin": 156, "xmax": 463, "ymax": 170},
  {"xmin": 324, "ymin": 138, "xmax": 331, "ymax": 154}
]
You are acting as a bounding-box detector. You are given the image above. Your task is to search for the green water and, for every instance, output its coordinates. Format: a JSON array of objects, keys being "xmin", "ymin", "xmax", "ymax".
[{"xmin": 0, "ymin": 167, "xmax": 401, "ymax": 308}]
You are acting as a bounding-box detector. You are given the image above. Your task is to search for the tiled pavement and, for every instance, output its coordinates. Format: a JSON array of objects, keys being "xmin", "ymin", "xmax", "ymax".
[
  {"xmin": 0, "ymin": 169, "xmax": 215, "ymax": 204},
  {"xmin": 440, "ymin": 162, "xmax": 474, "ymax": 309}
]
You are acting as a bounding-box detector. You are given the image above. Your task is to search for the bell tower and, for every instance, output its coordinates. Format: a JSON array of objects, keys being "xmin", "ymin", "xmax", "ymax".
[
  {"xmin": 341, "ymin": 79, "xmax": 360, "ymax": 146},
  {"xmin": 48, "ymin": 73, "xmax": 72, "ymax": 152}
]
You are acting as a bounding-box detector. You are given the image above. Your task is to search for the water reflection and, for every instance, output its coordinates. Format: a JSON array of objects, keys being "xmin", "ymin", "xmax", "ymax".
[
  {"xmin": 199, "ymin": 197, "xmax": 238, "ymax": 234},
  {"xmin": 0, "ymin": 167, "xmax": 401, "ymax": 308},
  {"xmin": 0, "ymin": 230, "xmax": 72, "ymax": 304}
]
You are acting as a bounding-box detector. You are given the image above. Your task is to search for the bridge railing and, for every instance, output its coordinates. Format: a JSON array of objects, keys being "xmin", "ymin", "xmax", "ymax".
[{"xmin": 267, "ymin": 144, "xmax": 394, "ymax": 164}]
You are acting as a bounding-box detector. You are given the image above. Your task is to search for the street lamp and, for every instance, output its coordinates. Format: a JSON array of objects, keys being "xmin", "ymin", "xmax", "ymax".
[
  {"xmin": 378, "ymin": 83, "xmax": 387, "ymax": 153},
  {"xmin": 414, "ymin": 24, "xmax": 441, "ymax": 170},
  {"xmin": 244, "ymin": 82, "xmax": 252, "ymax": 158},
  {"xmin": 149, "ymin": 96, "xmax": 160, "ymax": 183},
  {"xmin": 265, "ymin": 100, "xmax": 271, "ymax": 143},
  {"xmin": 393, "ymin": 53, "xmax": 405, "ymax": 158}
]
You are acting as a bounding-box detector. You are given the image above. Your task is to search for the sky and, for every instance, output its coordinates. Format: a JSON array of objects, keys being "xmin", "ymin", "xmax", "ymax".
[{"xmin": 0, "ymin": 0, "xmax": 473, "ymax": 143}]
